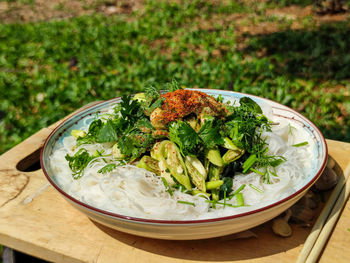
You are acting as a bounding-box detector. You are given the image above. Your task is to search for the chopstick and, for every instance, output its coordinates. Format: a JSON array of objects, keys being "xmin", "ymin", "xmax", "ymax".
[
  {"xmin": 305, "ymin": 170, "xmax": 350, "ymax": 263},
  {"xmin": 296, "ymin": 163, "xmax": 350, "ymax": 263}
]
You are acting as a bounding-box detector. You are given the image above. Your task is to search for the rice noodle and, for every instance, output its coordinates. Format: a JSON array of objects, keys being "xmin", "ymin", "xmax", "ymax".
[{"xmin": 49, "ymin": 98, "xmax": 314, "ymax": 220}]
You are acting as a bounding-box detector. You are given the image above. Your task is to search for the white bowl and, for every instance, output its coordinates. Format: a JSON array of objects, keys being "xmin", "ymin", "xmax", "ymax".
[{"xmin": 41, "ymin": 89, "xmax": 327, "ymax": 240}]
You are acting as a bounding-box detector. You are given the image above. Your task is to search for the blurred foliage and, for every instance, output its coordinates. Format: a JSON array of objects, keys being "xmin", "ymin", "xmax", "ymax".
[
  {"xmin": 267, "ymin": 0, "xmax": 314, "ymax": 7},
  {"xmin": 0, "ymin": 0, "xmax": 349, "ymax": 154}
]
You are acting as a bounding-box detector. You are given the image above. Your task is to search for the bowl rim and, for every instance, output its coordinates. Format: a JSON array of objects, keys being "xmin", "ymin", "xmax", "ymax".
[{"xmin": 40, "ymin": 89, "xmax": 328, "ymax": 225}]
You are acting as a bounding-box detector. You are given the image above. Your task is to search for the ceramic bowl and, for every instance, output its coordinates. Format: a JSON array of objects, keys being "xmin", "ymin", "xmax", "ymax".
[{"xmin": 40, "ymin": 89, "xmax": 327, "ymax": 240}]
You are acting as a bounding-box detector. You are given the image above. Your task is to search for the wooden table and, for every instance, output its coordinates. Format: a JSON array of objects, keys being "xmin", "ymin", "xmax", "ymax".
[{"xmin": 0, "ymin": 118, "xmax": 349, "ymax": 263}]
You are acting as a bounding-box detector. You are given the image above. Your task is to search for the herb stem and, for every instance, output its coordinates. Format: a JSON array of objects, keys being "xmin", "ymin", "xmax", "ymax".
[
  {"xmin": 249, "ymin": 184, "xmax": 264, "ymax": 193},
  {"xmin": 292, "ymin": 141, "xmax": 309, "ymax": 147},
  {"xmin": 177, "ymin": 200, "xmax": 195, "ymax": 206}
]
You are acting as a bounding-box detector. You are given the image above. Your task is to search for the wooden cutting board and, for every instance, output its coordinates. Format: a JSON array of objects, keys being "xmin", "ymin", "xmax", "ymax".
[{"xmin": 0, "ymin": 114, "xmax": 349, "ymax": 263}]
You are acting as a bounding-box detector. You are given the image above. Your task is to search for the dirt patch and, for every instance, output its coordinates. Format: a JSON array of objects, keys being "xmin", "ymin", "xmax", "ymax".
[{"xmin": 0, "ymin": 0, "xmax": 144, "ymax": 23}]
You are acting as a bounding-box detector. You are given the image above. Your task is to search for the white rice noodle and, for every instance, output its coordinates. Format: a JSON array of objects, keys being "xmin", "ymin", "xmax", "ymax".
[{"xmin": 49, "ymin": 102, "xmax": 313, "ymax": 220}]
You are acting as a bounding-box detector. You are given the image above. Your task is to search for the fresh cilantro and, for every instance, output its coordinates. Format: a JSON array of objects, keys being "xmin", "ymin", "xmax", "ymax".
[
  {"xmin": 65, "ymin": 148, "xmax": 94, "ymax": 179},
  {"xmin": 96, "ymin": 119, "xmax": 118, "ymax": 142},
  {"xmin": 169, "ymin": 121, "xmax": 202, "ymax": 156},
  {"xmin": 135, "ymin": 118, "xmax": 154, "ymax": 131},
  {"xmin": 98, "ymin": 163, "xmax": 117, "ymax": 174},
  {"xmin": 119, "ymin": 95, "xmax": 144, "ymax": 121},
  {"xmin": 198, "ymin": 119, "xmax": 224, "ymax": 148},
  {"xmin": 117, "ymin": 131, "xmax": 154, "ymax": 160}
]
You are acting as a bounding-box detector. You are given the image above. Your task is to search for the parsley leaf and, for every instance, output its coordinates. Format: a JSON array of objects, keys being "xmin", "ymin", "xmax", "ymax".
[
  {"xmin": 96, "ymin": 119, "xmax": 118, "ymax": 142},
  {"xmin": 198, "ymin": 119, "xmax": 224, "ymax": 148},
  {"xmin": 169, "ymin": 121, "xmax": 201, "ymax": 156},
  {"xmin": 118, "ymin": 131, "xmax": 154, "ymax": 160},
  {"xmin": 98, "ymin": 163, "xmax": 117, "ymax": 174},
  {"xmin": 65, "ymin": 148, "xmax": 94, "ymax": 179}
]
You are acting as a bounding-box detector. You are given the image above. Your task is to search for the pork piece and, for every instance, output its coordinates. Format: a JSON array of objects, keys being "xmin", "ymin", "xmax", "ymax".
[{"xmin": 150, "ymin": 90, "xmax": 227, "ymax": 129}]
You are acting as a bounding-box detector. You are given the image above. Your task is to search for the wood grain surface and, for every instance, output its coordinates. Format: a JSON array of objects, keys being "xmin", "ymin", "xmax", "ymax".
[{"xmin": 0, "ymin": 117, "xmax": 349, "ymax": 263}]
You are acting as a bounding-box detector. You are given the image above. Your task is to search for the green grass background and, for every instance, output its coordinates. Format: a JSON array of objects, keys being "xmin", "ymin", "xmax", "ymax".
[{"xmin": 0, "ymin": 0, "xmax": 349, "ymax": 156}]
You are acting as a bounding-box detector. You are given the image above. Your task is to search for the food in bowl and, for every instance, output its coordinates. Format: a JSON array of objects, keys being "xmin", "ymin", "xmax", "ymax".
[{"xmin": 49, "ymin": 86, "xmax": 314, "ymax": 220}]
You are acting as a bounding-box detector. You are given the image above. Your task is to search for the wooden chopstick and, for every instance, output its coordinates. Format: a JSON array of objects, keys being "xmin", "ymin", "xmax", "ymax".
[
  {"xmin": 296, "ymin": 163, "xmax": 350, "ymax": 263},
  {"xmin": 305, "ymin": 165, "xmax": 350, "ymax": 263}
]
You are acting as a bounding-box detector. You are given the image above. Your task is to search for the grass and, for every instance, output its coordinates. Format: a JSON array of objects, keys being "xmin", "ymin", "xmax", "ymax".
[{"xmin": 0, "ymin": 0, "xmax": 349, "ymax": 155}]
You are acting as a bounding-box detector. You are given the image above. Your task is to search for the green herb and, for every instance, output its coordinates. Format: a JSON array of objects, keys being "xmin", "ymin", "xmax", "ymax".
[
  {"xmin": 249, "ymin": 184, "xmax": 264, "ymax": 193},
  {"xmin": 65, "ymin": 148, "xmax": 94, "ymax": 179},
  {"xmin": 292, "ymin": 141, "xmax": 309, "ymax": 147},
  {"xmin": 198, "ymin": 119, "xmax": 224, "ymax": 148},
  {"xmin": 169, "ymin": 121, "xmax": 202, "ymax": 156},
  {"xmin": 177, "ymin": 200, "xmax": 195, "ymax": 206},
  {"xmin": 167, "ymin": 79, "xmax": 182, "ymax": 92},
  {"xmin": 98, "ymin": 163, "xmax": 117, "ymax": 174},
  {"xmin": 117, "ymin": 131, "xmax": 154, "ymax": 161},
  {"xmin": 242, "ymin": 154, "xmax": 257, "ymax": 173},
  {"xmin": 235, "ymin": 193, "xmax": 244, "ymax": 206},
  {"xmin": 228, "ymin": 184, "xmax": 246, "ymax": 200},
  {"xmin": 96, "ymin": 120, "xmax": 118, "ymax": 142},
  {"xmin": 161, "ymin": 177, "xmax": 173, "ymax": 196},
  {"xmin": 219, "ymin": 177, "xmax": 233, "ymax": 199},
  {"xmin": 205, "ymin": 200, "xmax": 247, "ymax": 208},
  {"xmin": 145, "ymin": 85, "xmax": 160, "ymax": 101},
  {"xmin": 250, "ymin": 167, "xmax": 265, "ymax": 176},
  {"xmin": 239, "ymin": 97, "xmax": 263, "ymax": 114}
]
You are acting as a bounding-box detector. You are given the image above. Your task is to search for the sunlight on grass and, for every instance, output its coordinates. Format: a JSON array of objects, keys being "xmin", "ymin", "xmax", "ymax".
[{"xmin": 0, "ymin": 0, "xmax": 349, "ymax": 154}]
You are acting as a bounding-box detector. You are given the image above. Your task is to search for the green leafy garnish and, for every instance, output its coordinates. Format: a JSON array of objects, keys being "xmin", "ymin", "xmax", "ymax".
[
  {"xmin": 249, "ymin": 184, "xmax": 264, "ymax": 193},
  {"xmin": 98, "ymin": 163, "xmax": 117, "ymax": 174},
  {"xmin": 169, "ymin": 121, "xmax": 201, "ymax": 156},
  {"xmin": 177, "ymin": 200, "xmax": 195, "ymax": 206},
  {"xmin": 65, "ymin": 148, "xmax": 94, "ymax": 179},
  {"xmin": 198, "ymin": 119, "xmax": 224, "ymax": 148},
  {"xmin": 292, "ymin": 141, "xmax": 309, "ymax": 147},
  {"xmin": 161, "ymin": 177, "xmax": 173, "ymax": 196}
]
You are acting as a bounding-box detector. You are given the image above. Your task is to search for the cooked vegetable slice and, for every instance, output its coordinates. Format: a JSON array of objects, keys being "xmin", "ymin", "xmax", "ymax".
[
  {"xmin": 206, "ymin": 148, "xmax": 223, "ymax": 167},
  {"xmin": 137, "ymin": 155, "xmax": 160, "ymax": 175},
  {"xmin": 185, "ymin": 155, "xmax": 206, "ymax": 191}
]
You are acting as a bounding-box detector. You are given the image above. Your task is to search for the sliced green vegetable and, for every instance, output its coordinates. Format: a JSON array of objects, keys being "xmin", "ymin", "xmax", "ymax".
[
  {"xmin": 242, "ymin": 154, "xmax": 257, "ymax": 173},
  {"xmin": 222, "ymin": 137, "xmax": 240, "ymax": 151},
  {"xmin": 222, "ymin": 149, "xmax": 245, "ymax": 164},
  {"xmin": 208, "ymin": 164, "xmax": 222, "ymax": 201},
  {"xmin": 137, "ymin": 155, "xmax": 160, "ymax": 175},
  {"xmin": 71, "ymin": 130, "xmax": 86, "ymax": 139},
  {"xmin": 206, "ymin": 180, "xmax": 223, "ymax": 190},
  {"xmin": 206, "ymin": 148, "xmax": 223, "ymax": 167},
  {"xmin": 235, "ymin": 193, "xmax": 244, "ymax": 206},
  {"xmin": 133, "ymin": 92, "xmax": 146, "ymax": 102},
  {"xmin": 185, "ymin": 155, "xmax": 206, "ymax": 191},
  {"xmin": 155, "ymin": 140, "xmax": 192, "ymax": 190}
]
